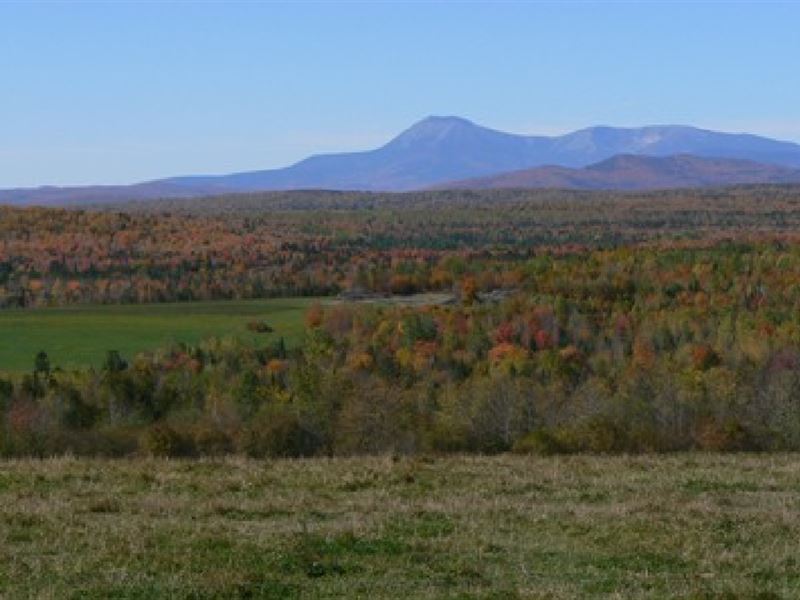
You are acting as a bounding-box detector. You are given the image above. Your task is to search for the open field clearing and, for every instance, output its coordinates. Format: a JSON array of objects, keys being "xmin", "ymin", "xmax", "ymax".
[
  {"xmin": 0, "ymin": 298, "xmax": 313, "ymax": 374},
  {"xmin": 1, "ymin": 454, "xmax": 799, "ymax": 598}
]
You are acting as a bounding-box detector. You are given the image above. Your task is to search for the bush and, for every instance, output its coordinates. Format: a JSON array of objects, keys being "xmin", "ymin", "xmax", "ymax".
[
  {"xmin": 245, "ymin": 320, "xmax": 274, "ymax": 333},
  {"xmin": 512, "ymin": 430, "xmax": 565, "ymax": 455},
  {"xmin": 140, "ymin": 424, "xmax": 195, "ymax": 457},
  {"xmin": 513, "ymin": 418, "xmax": 637, "ymax": 455},
  {"xmin": 0, "ymin": 377, "xmax": 13, "ymax": 404},
  {"xmin": 238, "ymin": 408, "xmax": 320, "ymax": 458},
  {"xmin": 44, "ymin": 427, "xmax": 139, "ymax": 457},
  {"xmin": 86, "ymin": 427, "xmax": 140, "ymax": 457},
  {"xmin": 192, "ymin": 424, "xmax": 233, "ymax": 456},
  {"xmin": 693, "ymin": 418, "xmax": 754, "ymax": 451}
]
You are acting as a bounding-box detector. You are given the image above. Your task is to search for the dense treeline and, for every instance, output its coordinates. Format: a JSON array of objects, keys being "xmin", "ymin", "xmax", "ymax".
[
  {"xmin": 5, "ymin": 242, "xmax": 800, "ymax": 456},
  {"xmin": 98, "ymin": 184, "xmax": 800, "ymax": 215},
  {"xmin": 5, "ymin": 186, "xmax": 800, "ymax": 307}
]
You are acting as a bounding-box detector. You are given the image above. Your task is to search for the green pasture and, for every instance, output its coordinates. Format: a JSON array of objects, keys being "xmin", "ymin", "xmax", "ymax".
[
  {"xmin": 2, "ymin": 454, "xmax": 800, "ymax": 598},
  {"xmin": 0, "ymin": 298, "xmax": 315, "ymax": 374}
]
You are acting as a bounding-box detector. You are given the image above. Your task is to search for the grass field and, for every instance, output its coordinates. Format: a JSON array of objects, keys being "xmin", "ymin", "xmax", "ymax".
[
  {"xmin": 0, "ymin": 298, "xmax": 314, "ymax": 374},
  {"xmin": 1, "ymin": 454, "xmax": 799, "ymax": 598}
]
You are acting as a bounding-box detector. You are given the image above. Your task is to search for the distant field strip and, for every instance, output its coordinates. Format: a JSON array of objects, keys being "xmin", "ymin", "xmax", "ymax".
[{"xmin": 0, "ymin": 298, "xmax": 314, "ymax": 374}]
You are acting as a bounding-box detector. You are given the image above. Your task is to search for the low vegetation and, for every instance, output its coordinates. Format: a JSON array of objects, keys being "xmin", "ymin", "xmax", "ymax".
[{"xmin": 2, "ymin": 454, "xmax": 799, "ymax": 598}]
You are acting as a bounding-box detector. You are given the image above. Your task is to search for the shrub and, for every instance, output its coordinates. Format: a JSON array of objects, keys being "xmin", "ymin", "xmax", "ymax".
[
  {"xmin": 693, "ymin": 418, "xmax": 754, "ymax": 451},
  {"xmin": 692, "ymin": 345, "xmax": 721, "ymax": 371},
  {"xmin": 0, "ymin": 377, "xmax": 13, "ymax": 404},
  {"xmin": 305, "ymin": 303, "xmax": 324, "ymax": 329},
  {"xmin": 514, "ymin": 418, "xmax": 638, "ymax": 455},
  {"xmin": 192, "ymin": 424, "xmax": 232, "ymax": 456},
  {"xmin": 86, "ymin": 427, "xmax": 140, "ymax": 457},
  {"xmin": 238, "ymin": 407, "xmax": 320, "ymax": 458},
  {"xmin": 139, "ymin": 424, "xmax": 195, "ymax": 457},
  {"xmin": 245, "ymin": 320, "xmax": 274, "ymax": 333},
  {"xmin": 512, "ymin": 430, "xmax": 565, "ymax": 456}
]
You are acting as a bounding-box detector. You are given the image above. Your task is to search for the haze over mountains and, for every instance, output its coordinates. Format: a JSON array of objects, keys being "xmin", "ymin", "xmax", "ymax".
[{"xmin": 5, "ymin": 116, "xmax": 800, "ymax": 205}]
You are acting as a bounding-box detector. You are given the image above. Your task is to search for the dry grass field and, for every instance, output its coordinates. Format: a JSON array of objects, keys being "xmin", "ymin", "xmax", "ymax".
[{"xmin": 1, "ymin": 454, "xmax": 799, "ymax": 598}]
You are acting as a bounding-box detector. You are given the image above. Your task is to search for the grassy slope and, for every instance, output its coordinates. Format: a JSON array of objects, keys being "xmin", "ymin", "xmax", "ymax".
[
  {"xmin": 1, "ymin": 454, "xmax": 799, "ymax": 598},
  {"xmin": 0, "ymin": 298, "xmax": 314, "ymax": 374}
]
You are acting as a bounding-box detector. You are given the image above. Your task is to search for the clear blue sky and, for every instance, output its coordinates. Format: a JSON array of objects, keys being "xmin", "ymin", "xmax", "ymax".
[{"xmin": 1, "ymin": 1, "xmax": 798, "ymax": 187}]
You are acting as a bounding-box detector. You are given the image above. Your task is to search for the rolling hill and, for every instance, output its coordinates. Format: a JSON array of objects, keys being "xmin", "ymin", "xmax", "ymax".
[{"xmin": 436, "ymin": 154, "xmax": 800, "ymax": 190}]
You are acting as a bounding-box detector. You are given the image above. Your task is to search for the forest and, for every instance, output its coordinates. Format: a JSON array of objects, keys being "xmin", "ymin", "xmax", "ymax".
[
  {"xmin": 4, "ymin": 185, "xmax": 800, "ymax": 308},
  {"xmin": 4, "ymin": 186, "xmax": 800, "ymax": 457}
]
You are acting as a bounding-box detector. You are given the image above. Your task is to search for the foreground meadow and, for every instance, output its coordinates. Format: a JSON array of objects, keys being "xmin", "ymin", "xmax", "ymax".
[{"xmin": 1, "ymin": 454, "xmax": 799, "ymax": 598}]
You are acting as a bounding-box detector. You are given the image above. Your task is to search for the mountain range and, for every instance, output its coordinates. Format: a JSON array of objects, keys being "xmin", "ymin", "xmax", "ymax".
[{"xmin": 4, "ymin": 116, "xmax": 800, "ymax": 205}]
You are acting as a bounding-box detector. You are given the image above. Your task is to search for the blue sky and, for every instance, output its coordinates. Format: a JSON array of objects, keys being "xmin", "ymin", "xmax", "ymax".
[{"xmin": 1, "ymin": 1, "xmax": 798, "ymax": 187}]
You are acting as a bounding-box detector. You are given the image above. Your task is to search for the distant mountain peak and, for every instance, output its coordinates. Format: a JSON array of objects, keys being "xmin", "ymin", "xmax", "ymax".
[
  {"xmin": 416, "ymin": 115, "xmax": 478, "ymax": 129},
  {"xmin": 388, "ymin": 115, "xmax": 485, "ymax": 146},
  {"xmin": 5, "ymin": 117, "xmax": 800, "ymax": 204}
]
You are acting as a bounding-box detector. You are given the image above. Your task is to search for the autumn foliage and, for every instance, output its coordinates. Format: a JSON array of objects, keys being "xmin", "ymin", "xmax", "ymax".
[{"xmin": 5, "ymin": 187, "xmax": 800, "ymax": 456}]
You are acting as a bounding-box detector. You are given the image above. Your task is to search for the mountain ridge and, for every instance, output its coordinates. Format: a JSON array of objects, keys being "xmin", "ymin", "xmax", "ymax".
[
  {"xmin": 435, "ymin": 154, "xmax": 800, "ymax": 191},
  {"xmin": 163, "ymin": 117, "xmax": 800, "ymax": 191},
  {"xmin": 4, "ymin": 116, "xmax": 800, "ymax": 204}
]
